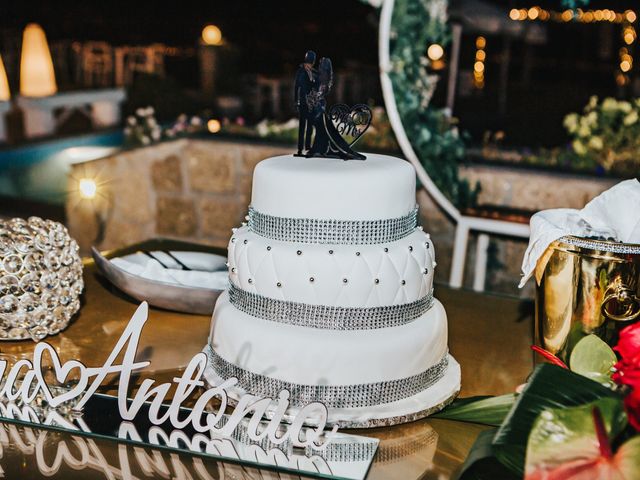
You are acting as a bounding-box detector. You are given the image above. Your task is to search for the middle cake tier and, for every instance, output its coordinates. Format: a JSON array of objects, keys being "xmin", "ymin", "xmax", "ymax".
[
  {"xmin": 208, "ymin": 291, "xmax": 449, "ymax": 388},
  {"xmin": 228, "ymin": 226, "xmax": 436, "ymax": 308}
]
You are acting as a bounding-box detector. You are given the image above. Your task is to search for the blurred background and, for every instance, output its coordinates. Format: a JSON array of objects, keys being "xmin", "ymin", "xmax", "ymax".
[{"xmin": 1, "ymin": 0, "xmax": 638, "ymax": 295}]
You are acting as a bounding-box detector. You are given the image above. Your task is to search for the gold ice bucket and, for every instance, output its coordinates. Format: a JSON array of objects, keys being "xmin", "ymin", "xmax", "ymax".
[{"xmin": 536, "ymin": 235, "xmax": 640, "ymax": 364}]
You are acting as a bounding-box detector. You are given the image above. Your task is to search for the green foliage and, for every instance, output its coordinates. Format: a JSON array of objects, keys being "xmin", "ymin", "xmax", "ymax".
[
  {"xmin": 570, "ymin": 334, "xmax": 617, "ymax": 387},
  {"xmin": 561, "ymin": 0, "xmax": 590, "ymax": 8},
  {"xmin": 458, "ymin": 429, "xmax": 518, "ymax": 480},
  {"xmin": 433, "ymin": 394, "xmax": 516, "ymax": 426},
  {"xmin": 389, "ymin": 0, "xmax": 475, "ymax": 207},
  {"xmin": 562, "ymin": 96, "xmax": 640, "ymax": 176}
]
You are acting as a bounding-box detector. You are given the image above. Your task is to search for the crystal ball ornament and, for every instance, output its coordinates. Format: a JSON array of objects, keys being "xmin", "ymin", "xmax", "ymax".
[{"xmin": 0, "ymin": 217, "xmax": 83, "ymax": 341}]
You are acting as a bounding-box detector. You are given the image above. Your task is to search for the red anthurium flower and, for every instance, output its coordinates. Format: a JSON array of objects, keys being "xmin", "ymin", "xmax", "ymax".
[
  {"xmin": 612, "ymin": 359, "xmax": 640, "ymax": 388},
  {"xmin": 624, "ymin": 388, "xmax": 640, "ymax": 432},
  {"xmin": 530, "ymin": 345, "xmax": 568, "ymax": 369},
  {"xmin": 614, "ymin": 322, "xmax": 640, "ymax": 360},
  {"xmin": 613, "ymin": 322, "xmax": 640, "ymax": 431}
]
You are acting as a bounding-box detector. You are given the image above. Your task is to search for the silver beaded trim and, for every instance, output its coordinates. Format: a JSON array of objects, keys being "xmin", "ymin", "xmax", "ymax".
[
  {"xmin": 247, "ymin": 206, "xmax": 418, "ymax": 245},
  {"xmin": 560, "ymin": 236, "xmax": 640, "ymax": 254},
  {"xmin": 205, "ymin": 346, "xmax": 449, "ymax": 409},
  {"xmin": 228, "ymin": 283, "xmax": 433, "ymax": 330}
]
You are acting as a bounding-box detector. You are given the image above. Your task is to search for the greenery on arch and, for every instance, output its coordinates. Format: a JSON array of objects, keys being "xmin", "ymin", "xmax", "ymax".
[{"xmin": 384, "ymin": 0, "xmax": 477, "ymax": 207}]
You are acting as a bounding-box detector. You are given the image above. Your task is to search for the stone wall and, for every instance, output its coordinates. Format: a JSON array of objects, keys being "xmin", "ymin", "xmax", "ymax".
[
  {"xmin": 66, "ymin": 139, "xmax": 289, "ymax": 253},
  {"xmin": 67, "ymin": 139, "xmax": 618, "ymax": 296}
]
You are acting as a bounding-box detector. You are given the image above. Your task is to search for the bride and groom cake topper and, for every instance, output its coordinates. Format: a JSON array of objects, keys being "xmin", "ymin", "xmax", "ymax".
[{"xmin": 294, "ymin": 50, "xmax": 371, "ymax": 160}]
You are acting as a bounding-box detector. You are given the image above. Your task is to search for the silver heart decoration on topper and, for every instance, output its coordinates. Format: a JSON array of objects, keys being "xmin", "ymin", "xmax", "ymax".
[{"xmin": 329, "ymin": 103, "xmax": 372, "ymax": 147}]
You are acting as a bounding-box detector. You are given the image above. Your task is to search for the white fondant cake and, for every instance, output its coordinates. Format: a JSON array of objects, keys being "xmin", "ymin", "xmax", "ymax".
[
  {"xmin": 204, "ymin": 154, "xmax": 460, "ymax": 427},
  {"xmin": 251, "ymin": 154, "xmax": 416, "ymax": 220}
]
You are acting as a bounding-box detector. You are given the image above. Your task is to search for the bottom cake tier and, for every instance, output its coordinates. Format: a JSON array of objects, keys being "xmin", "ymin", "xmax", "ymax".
[{"xmin": 203, "ymin": 292, "xmax": 460, "ymax": 427}]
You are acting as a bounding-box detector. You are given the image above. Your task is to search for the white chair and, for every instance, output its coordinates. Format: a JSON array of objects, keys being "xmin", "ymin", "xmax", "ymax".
[{"xmin": 378, "ymin": 0, "xmax": 530, "ymax": 291}]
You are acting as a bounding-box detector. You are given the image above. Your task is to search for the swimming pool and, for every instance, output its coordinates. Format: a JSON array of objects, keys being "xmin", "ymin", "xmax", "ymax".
[{"xmin": 0, "ymin": 131, "xmax": 124, "ymax": 205}]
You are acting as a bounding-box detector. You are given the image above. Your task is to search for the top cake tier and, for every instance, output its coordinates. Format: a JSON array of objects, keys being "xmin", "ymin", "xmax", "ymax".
[{"xmin": 251, "ymin": 154, "xmax": 416, "ymax": 221}]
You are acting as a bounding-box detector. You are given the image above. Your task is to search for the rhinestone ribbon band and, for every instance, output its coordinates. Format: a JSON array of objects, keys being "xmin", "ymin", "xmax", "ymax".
[
  {"xmin": 228, "ymin": 283, "xmax": 434, "ymax": 330},
  {"xmin": 206, "ymin": 346, "xmax": 449, "ymax": 409},
  {"xmin": 560, "ymin": 236, "xmax": 640, "ymax": 254},
  {"xmin": 247, "ymin": 206, "xmax": 419, "ymax": 245}
]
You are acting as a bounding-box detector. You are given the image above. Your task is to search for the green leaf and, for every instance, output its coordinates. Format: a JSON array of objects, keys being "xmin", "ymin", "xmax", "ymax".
[
  {"xmin": 491, "ymin": 364, "xmax": 621, "ymax": 476},
  {"xmin": 569, "ymin": 334, "xmax": 617, "ymax": 386},
  {"xmin": 525, "ymin": 397, "xmax": 627, "ymax": 475},
  {"xmin": 433, "ymin": 394, "xmax": 517, "ymax": 427},
  {"xmin": 458, "ymin": 429, "xmax": 519, "ymax": 480}
]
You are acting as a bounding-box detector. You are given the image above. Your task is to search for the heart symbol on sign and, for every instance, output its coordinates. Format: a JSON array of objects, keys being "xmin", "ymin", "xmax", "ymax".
[
  {"xmin": 32, "ymin": 343, "xmax": 89, "ymax": 408},
  {"xmin": 329, "ymin": 103, "xmax": 372, "ymax": 147}
]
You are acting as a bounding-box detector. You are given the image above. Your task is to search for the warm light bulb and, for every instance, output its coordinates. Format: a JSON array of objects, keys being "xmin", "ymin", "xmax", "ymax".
[
  {"xmin": 207, "ymin": 119, "xmax": 221, "ymax": 133},
  {"xmin": 202, "ymin": 25, "xmax": 222, "ymax": 46},
  {"xmin": 509, "ymin": 9, "xmax": 519, "ymax": 21},
  {"xmin": 0, "ymin": 55, "xmax": 9, "ymax": 101},
  {"xmin": 474, "ymin": 61, "xmax": 485, "ymax": 73},
  {"xmin": 528, "ymin": 7, "xmax": 539, "ymax": 20},
  {"xmin": 79, "ymin": 178, "xmax": 97, "ymax": 199},
  {"xmin": 475, "ymin": 36, "xmax": 486, "ymax": 49},
  {"xmin": 426, "ymin": 43, "xmax": 444, "ymax": 61},
  {"xmin": 561, "ymin": 10, "xmax": 573, "ymax": 22},
  {"xmin": 620, "ymin": 60, "xmax": 632, "ymax": 72},
  {"xmin": 20, "ymin": 23, "xmax": 57, "ymax": 97},
  {"xmin": 626, "ymin": 10, "xmax": 637, "ymax": 23}
]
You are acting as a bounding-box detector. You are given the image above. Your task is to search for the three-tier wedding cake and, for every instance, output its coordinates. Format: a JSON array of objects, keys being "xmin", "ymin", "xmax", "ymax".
[{"xmin": 204, "ymin": 153, "xmax": 460, "ymax": 427}]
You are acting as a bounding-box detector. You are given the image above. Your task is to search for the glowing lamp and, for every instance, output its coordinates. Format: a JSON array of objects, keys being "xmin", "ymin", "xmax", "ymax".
[
  {"xmin": 475, "ymin": 36, "xmax": 486, "ymax": 49},
  {"xmin": 20, "ymin": 23, "xmax": 57, "ymax": 97},
  {"xmin": 509, "ymin": 9, "xmax": 519, "ymax": 21},
  {"xmin": 207, "ymin": 119, "xmax": 221, "ymax": 133},
  {"xmin": 202, "ymin": 25, "xmax": 223, "ymax": 46},
  {"xmin": 79, "ymin": 178, "xmax": 98, "ymax": 199},
  {"xmin": 0, "ymin": 55, "xmax": 9, "ymax": 101},
  {"xmin": 426, "ymin": 44, "xmax": 444, "ymax": 61},
  {"xmin": 626, "ymin": 10, "xmax": 637, "ymax": 23}
]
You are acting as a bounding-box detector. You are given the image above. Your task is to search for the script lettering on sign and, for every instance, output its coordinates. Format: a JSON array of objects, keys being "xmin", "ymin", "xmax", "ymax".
[{"xmin": 0, "ymin": 302, "xmax": 338, "ymax": 449}]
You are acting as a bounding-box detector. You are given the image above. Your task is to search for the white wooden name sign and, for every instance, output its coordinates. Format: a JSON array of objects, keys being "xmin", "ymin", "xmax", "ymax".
[{"xmin": 0, "ymin": 302, "xmax": 337, "ymax": 449}]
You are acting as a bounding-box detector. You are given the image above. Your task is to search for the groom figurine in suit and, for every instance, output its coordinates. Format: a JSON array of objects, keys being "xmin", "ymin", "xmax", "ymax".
[{"xmin": 294, "ymin": 50, "xmax": 317, "ymax": 156}]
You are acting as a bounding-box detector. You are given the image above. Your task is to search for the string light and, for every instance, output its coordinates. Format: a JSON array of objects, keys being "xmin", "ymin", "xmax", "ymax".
[
  {"xmin": 508, "ymin": 7, "xmax": 636, "ymax": 24},
  {"xmin": 473, "ymin": 36, "xmax": 486, "ymax": 89},
  {"xmin": 619, "ymin": 39, "xmax": 633, "ymax": 82},
  {"xmin": 623, "ymin": 25, "xmax": 636, "ymax": 45}
]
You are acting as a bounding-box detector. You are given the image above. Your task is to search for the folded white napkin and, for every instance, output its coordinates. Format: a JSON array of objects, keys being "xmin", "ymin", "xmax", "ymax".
[
  {"xmin": 520, "ymin": 179, "xmax": 640, "ymax": 287},
  {"xmin": 111, "ymin": 251, "xmax": 229, "ymax": 290}
]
